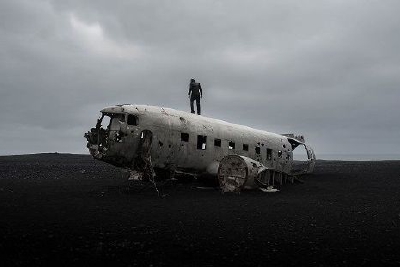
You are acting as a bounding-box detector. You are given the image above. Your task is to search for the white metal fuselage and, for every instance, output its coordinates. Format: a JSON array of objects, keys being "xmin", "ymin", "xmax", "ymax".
[{"xmin": 85, "ymin": 105, "xmax": 315, "ymax": 177}]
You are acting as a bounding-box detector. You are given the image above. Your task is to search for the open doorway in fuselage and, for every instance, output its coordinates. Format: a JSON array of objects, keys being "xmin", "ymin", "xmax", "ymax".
[
  {"xmin": 138, "ymin": 130, "xmax": 153, "ymax": 159},
  {"xmin": 133, "ymin": 130, "xmax": 154, "ymax": 180}
]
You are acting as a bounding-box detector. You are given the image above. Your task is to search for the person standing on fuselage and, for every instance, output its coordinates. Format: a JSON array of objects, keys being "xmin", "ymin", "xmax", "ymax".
[{"xmin": 188, "ymin": 78, "xmax": 203, "ymax": 115}]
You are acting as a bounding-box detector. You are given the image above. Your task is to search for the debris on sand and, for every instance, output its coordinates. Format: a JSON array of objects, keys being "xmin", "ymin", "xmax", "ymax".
[{"xmin": 259, "ymin": 186, "xmax": 279, "ymax": 193}]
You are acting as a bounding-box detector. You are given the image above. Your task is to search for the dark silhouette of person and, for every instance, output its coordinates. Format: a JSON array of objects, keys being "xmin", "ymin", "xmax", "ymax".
[{"xmin": 188, "ymin": 78, "xmax": 203, "ymax": 115}]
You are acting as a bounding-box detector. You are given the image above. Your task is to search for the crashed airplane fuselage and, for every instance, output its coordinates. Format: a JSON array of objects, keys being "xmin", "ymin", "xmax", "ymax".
[{"xmin": 85, "ymin": 105, "xmax": 315, "ymax": 191}]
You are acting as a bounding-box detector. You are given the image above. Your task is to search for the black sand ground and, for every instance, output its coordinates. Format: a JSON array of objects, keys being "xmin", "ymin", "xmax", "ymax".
[{"xmin": 0, "ymin": 154, "xmax": 400, "ymax": 266}]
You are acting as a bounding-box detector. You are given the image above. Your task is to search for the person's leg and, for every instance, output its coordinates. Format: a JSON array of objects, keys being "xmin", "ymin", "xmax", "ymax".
[
  {"xmin": 190, "ymin": 97, "xmax": 195, "ymax": 113},
  {"xmin": 196, "ymin": 96, "xmax": 201, "ymax": 115}
]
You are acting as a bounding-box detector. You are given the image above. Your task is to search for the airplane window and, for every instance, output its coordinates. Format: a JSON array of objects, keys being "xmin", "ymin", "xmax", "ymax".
[
  {"xmin": 228, "ymin": 141, "xmax": 235, "ymax": 150},
  {"xmin": 127, "ymin": 114, "xmax": 138, "ymax": 126},
  {"xmin": 214, "ymin": 138, "xmax": 221, "ymax": 147},
  {"xmin": 266, "ymin": 148, "xmax": 272, "ymax": 160},
  {"xmin": 181, "ymin": 133, "xmax": 189, "ymax": 142},
  {"xmin": 102, "ymin": 115, "xmax": 111, "ymax": 129},
  {"xmin": 243, "ymin": 144, "xmax": 249, "ymax": 151},
  {"xmin": 197, "ymin": 135, "xmax": 207, "ymax": 150},
  {"xmin": 108, "ymin": 115, "xmax": 123, "ymax": 131},
  {"xmin": 255, "ymin": 146, "xmax": 260, "ymax": 154}
]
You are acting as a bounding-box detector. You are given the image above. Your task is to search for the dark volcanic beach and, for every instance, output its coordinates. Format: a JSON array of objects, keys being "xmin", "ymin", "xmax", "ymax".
[{"xmin": 0, "ymin": 154, "xmax": 400, "ymax": 266}]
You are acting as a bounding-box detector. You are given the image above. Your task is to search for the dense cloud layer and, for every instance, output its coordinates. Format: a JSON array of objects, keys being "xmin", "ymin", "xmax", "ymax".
[{"xmin": 1, "ymin": 0, "xmax": 400, "ymax": 156}]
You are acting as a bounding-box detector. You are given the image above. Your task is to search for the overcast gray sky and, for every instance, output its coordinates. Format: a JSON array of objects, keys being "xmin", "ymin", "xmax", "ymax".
[{"xmin": 1, "ymin": 0, "xmax": 399, "ymax": 156}]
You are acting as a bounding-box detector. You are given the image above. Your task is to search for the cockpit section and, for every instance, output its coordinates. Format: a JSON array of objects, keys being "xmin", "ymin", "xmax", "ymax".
[{"xmin": 84, "ymin": 111, "xmax": 140, "ymax": 167}]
